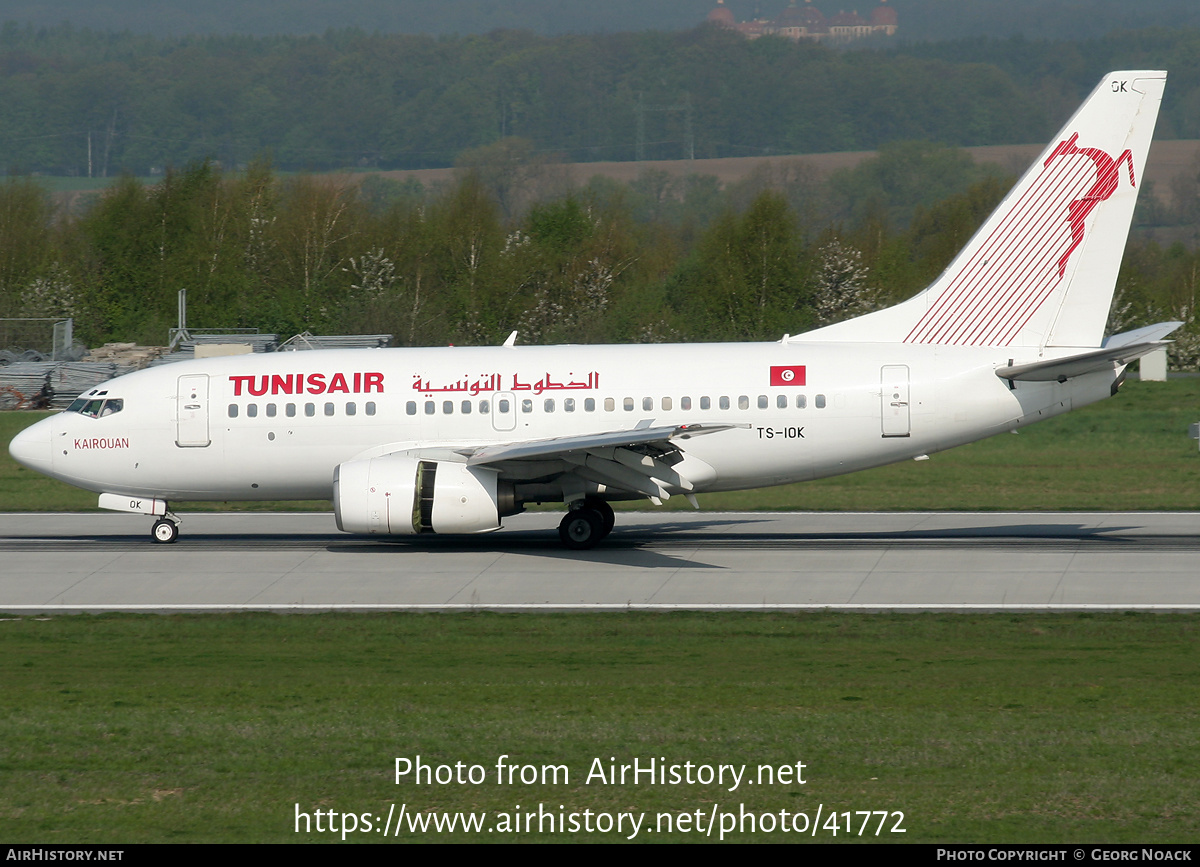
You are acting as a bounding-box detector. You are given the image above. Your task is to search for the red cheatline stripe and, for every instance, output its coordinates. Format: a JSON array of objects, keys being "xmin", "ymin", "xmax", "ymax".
[
  {"xmin": 987, "ymin": 157, "xmax": 1128, "ymax": 345},
  {"xmin": 935, "ymin": 156, "xmax": 1087, "ymax": 344},
  {"xmin": 905, "ymin": 149, "xmax": 1098, "ymax": 345},
  {"xmin": 906, "ymin": 151, "xmax": 1077, "ymax": 343},
  {"xmin": 947, "ymin": 159, "xmax": 1089, "ymax": 343}
]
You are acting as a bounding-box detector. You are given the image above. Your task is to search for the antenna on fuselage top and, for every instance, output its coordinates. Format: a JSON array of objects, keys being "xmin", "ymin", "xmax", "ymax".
[{"xmin": 503, "ymin": 331, "xmax": 518, "ymax": 348}]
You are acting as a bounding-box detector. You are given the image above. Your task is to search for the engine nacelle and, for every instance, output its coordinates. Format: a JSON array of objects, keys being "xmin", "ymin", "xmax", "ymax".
[{"xmin": 334, "ymin": 453, "xmax": 501, "ymax": 535}]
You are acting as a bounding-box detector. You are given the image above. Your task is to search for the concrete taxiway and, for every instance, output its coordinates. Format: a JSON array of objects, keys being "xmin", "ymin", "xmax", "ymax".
[{"xmin": 1, "ymin": 511, "xmax": 1197, "ymax": 612}]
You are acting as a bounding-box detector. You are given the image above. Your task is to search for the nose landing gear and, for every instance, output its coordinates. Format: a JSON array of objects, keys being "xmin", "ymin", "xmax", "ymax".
[{"xmin": 151, "ymin": 517, "xmax": 179, "ymax": 544}]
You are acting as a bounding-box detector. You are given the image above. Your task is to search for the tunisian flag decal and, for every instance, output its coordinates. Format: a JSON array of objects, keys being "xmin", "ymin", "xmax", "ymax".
[{"xmin": 770, "ymin": 365, "xmax": 806, "ymax": 386}]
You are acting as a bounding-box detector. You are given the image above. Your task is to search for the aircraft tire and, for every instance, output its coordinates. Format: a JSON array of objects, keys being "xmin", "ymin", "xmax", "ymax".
[
  {"xmin": 585, "ymin": 498, "xmax": 615, "ymax": 539},
  {"xmin": 558, "ymin": 508, "xmax": 604, "ymax": 550},
  {"xmin": 151, "ymin": 519, "xmax": 179, "ymax": 544}
]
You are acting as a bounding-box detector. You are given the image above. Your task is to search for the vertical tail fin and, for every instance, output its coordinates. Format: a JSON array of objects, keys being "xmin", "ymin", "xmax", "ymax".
[{"xmin": 799, "ymin": 71, "xmax": 1166, "ymax": 349}]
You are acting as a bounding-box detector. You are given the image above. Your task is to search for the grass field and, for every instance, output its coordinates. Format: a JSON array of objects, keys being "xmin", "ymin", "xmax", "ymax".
[
  {"xmin": 4, "ymin": 378, "xmax": 1200, "ymax": 512},
  {"xmin": 4, "ymin": 380, "xmax": 1198, "ymax": 843},
  {"xmin": 0, "ymin": 613, "xmax": 1197, "ymax": 843}
]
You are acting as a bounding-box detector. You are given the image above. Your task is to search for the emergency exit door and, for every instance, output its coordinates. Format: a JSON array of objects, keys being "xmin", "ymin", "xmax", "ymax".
[
  {"xmin": 881, "ymin": 365, "xmax": 911, "ymax": 437},
  {"xmin": 176, "ymin": 374, "xmax": 211, "ymax": 447}
]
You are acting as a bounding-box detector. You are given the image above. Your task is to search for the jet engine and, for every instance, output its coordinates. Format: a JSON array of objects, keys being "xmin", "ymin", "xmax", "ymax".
[{"xmin": 334, "ymin": 453, "xmax": 504, "ymax": 535}]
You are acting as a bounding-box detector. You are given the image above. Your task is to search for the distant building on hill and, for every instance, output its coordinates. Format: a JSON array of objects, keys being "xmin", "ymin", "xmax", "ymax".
[{"xmin": 705, "ymin": 0, "xmax": 897, "ymax": 43}]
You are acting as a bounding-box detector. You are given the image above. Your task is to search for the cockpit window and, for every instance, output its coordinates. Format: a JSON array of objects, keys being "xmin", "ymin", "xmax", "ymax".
[{"xmin": 70, "ymin": 398, "xmax": 123, "ymax": 418}]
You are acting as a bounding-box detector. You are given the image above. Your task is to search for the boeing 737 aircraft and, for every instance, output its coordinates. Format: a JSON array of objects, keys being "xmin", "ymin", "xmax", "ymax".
[{"xmin": 8, "ymin": 71, "xmax": 1178, "ymax": 549}]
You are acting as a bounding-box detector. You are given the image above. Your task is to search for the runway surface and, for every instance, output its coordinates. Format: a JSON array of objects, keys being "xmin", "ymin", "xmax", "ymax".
[{"xmin": 2, "ymin": 510, "xmax": 1198, "ymax": 612}]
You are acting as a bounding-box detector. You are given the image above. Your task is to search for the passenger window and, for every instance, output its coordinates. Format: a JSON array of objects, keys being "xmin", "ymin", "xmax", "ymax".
[
  {"xmin": 564, "ymin": 398, "xmax": 575, "ymax": 412},
  {"xmin": 247, "ymin": 403, "xmax": 258, "ymax": 418},
  {"xmin": 406, "ymin": 401, "xmax": 417, "ymax": 416},
  {"xmin": 479, "ymin": 400, "xmax": 490, "ymax": 414},
  {"xmin": 346, "ymin": 402, "xmax": 356, "ymax": 416},
  {"xmin": 604, "ymin": 398, "xmax": 615, "ymax": 412},
  {"xmin": 738, "ymin": 395, "xmax": 749, "ymax": 410},
  {"xmin": 286, "ymin": 403, "xmax": 297, "ymax": 417},
  {"xmin": 642, "ymin": 397, "xmax": 653, "ymax": 411},
  {"xmin": 266, "ymin": 403, "xmax": 277, "ymax": 417},
  {"xmin": 623, "ymin": 398, "xmax": 634, "ymax": 411},
  {"xmin": 325, "ymin": 402, "xmax": 335, "ymax": 416},
  {"xmin": 544, "ymin": 399, "xmax": 555, "ymax": 412},
  {"xmin": 425, "ymin": 401, "xmax": 435, "ymax": 415},
  {"xmin": 305, "ymin": 403, "xmax": 316, "ymax": 417},
  {"xmin": 228, "ymin": 404, "xmax": 238, "ymax": 418},
  {"xmin": 816, "ymin": 394, "xmax": 826, "ymax": 409},
  {"xmin": 585, "ymin": 398, "xmax": 595, "ymax": 412},
  {"xmin": 681, "ymin": 396, "xmax": 692, "ymax": 410},
  {"xmin": 662, "ymin": 396, "xmax": 672, "ymax": 411},
  {"xmin": 719, "ymin": 396, "xmax": 730, "ymax": 410},
  {"xmin": 461, "ymin": 400, "xmax": 472, "ymax": 414},
  {"xmin": 499, "ymin": 399, "xmax": 510, "ymax": 414},
  {"xmin": 700, "ymin": 396, "xmax": 711, "ymax": 410},
  {"xmin": 758, "ymin": 395, "xmax": 768, "ymax": 409},
  {"xmin": 777, "ymin": 394, "xmax": 787, "ymax": 409},
  {"xmin": 796, "ymin": 395, "xmax": 807, "ymax": 409},
  {"xmin": 442, "ymin": 400, "xmax": 453, "ymax": 414},
  {"xmin": 365, "ymin": 402, "xmax": 376, "ymax": 416},
  {"xmin": 521, "ymin": 399, "xmax": 533, "ymax": 413}
]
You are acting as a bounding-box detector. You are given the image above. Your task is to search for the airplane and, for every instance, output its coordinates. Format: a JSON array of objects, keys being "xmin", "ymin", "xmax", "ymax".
[{"xmin": 8, "ymin": 70, "xmax": 1179, "ymax": 550}]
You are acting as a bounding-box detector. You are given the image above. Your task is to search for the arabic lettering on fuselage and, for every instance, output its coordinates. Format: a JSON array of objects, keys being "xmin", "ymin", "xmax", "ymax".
[{"xmin": 411, "ymin": 372, "xmax": 600, "ymax": 396}]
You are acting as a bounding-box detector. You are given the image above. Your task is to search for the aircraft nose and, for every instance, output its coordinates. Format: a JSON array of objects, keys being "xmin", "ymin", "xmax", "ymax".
[{"xmin": 8, "ymin": 417, "xmax": 53, "ymax": 473}]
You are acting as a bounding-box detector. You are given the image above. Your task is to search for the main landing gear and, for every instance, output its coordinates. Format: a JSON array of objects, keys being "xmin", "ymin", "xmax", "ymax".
[{"xmin": 557, "ymin": 498, "xmax": 615, "ymax": 550}]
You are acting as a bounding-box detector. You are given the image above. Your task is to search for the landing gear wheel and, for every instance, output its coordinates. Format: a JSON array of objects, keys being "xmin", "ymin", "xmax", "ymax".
[
  {"xmin": 151, "ymin": 518, "xmax": 179, "ymax": 544},
  {"xmin": 584, "ymin": 498, "xmax": 615, "ymax": 540},
  {"xmin": 558, "ymin": 508, "xmax": 604, "ymax": 550}
]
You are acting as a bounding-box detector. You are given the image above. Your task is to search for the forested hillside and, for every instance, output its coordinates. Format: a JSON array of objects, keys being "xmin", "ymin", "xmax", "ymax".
[
  {"xmin": 2, "ymin": 23, "xmax": 1200, "ymax": 177},
  {"xmin": 0, "ymin": 24, "xmax": 1048, "ymax": 175}
]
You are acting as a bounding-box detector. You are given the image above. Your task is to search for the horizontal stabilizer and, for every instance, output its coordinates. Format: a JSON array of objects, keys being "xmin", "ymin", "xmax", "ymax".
[
  {"xmin": 996, "ymin": 322, "xmax": 1181, "ymax": 382},
  {"xmin": 1101, "ymin": 321, "xmax": 1184, "ymax": 349}
]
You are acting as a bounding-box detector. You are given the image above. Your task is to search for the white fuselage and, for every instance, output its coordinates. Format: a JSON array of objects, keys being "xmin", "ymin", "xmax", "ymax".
[{"xmin": 12, "ymin": 340, "xmax": 1118, "ymax": 505}]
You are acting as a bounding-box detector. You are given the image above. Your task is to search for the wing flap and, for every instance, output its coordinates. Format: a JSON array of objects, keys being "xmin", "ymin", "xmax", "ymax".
[
  {"xmin": 461, "ymin": 422, "xmax": 744, "ymax": 466},
  {"xmin": 451, "ymin": 421, "xmax": 745, "ymax": 502}
]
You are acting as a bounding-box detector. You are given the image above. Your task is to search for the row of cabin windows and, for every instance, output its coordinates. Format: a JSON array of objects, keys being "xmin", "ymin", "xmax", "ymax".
[
  {"xmin": 404, "ymin": 394, "xmax": 827, "ymax": 416},
  {"xmin": 228, "ymin": 401, "xmax": 377, "ymax": 419},
  {"xmin": 228, "ymin": 394, "xmax": 830, "ymax": 420}
]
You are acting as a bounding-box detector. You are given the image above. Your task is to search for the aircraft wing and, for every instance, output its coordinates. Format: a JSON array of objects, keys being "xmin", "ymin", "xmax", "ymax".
[{"xmin": 455, "ymin": 422, "xmax": 747, "ymax": 503}]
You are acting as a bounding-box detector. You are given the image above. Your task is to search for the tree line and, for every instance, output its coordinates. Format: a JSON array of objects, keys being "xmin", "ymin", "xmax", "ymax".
[{"xmin": 4, "ymin": 143, "xmax": 1200, "ymax": 369}]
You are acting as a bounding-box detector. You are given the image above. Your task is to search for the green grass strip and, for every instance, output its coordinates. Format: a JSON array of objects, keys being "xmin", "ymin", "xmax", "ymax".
[{"xmin": 1, "ymin": 612, "xmax": 1197, "ymax": 842}]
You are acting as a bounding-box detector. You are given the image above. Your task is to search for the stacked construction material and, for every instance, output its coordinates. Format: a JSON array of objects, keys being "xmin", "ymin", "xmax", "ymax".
[
  {"xmin": 183, "ymin": 333, "xmax": 278, "ymax": 353},
  {"xmin": 48, "ymin": 362, "xmax": 120, "ymax": 407},
  {"xmin": 278, "ymin": 332, "xmax": 392, "ymax": 351},
  {"xmin": 0, "ymin": 348, "xmax": 51, "ymax": 365},
  {"xmin": 0, "ymin": 361, "xmax": 123, "ymax": 409},
  {"xmin": 82, "ymin": 343, "xmax": 170, "ymax": 374},
  {"xmin": 0, "ymin": 362, "xmax": 55, "ymax": 409}
]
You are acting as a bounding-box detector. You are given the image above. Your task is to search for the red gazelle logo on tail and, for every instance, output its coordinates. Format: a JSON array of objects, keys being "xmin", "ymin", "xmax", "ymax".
[{"xmin": 1044, "ymin": 132, "xmax": 1135, "ymax": 277}]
